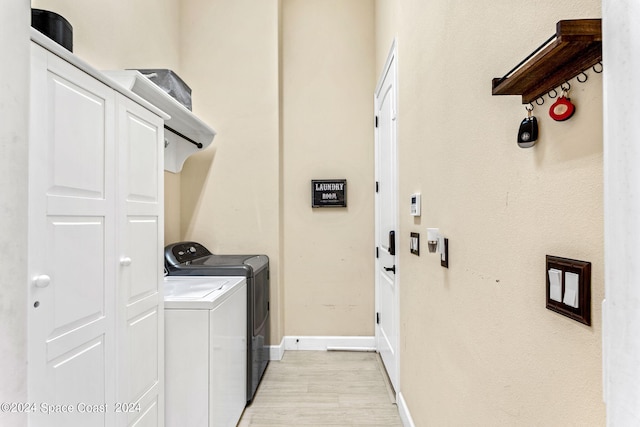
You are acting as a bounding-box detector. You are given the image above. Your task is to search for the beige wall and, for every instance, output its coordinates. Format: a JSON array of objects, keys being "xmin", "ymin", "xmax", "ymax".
[
  {"xmin": 281, "ymin": 0, "xmax": 376, "ymax": 336},
  {"xmin": 31, "ymin": 0, "xmax": 181, "ymax": 70},
  {"xmin": 178, "ymin": 0, "xmax": 283, "ymax": 342},
  {"xmin": 376, "ymin": 0, "xmax": 604, "ymax": 425},
  {"xmin": 374, "ymin": 0, "xmax": 396, "ymax": 75},
  {"xmin": 178, "ymin": 0, "xmax": 375, "ymax": 342}
]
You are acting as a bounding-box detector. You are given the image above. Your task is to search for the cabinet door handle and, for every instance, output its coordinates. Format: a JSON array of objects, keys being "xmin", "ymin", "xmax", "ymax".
[
  {"xmin": 120, "ymin": 257, "xmax": 132, "ymax": 267},
  {"xmin": 384, "ymin": 265, "xmax": 396, "ymax": 274},
  {"xmin": 33, "ymin": 274, "xmax": 51, "ymax": 288}
]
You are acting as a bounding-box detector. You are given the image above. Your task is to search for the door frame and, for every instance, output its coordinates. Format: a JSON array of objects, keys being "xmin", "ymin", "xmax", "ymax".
[
  {"xmin": 602, "ymin": 1, "xmax": 640, "ymax": 422},
  {"xmin": 374, "ymin": 39, "xmax": 400, "ymax": 394}
]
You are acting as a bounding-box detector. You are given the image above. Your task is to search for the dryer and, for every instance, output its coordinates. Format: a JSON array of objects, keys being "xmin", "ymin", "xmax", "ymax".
[{"xmin": 164, "ymin": 241, "xmax": 269, "ymax": 403}]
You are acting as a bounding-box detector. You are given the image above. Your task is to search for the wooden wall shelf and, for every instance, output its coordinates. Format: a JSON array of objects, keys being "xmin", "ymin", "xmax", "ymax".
[{"xmin": 492, "ymin": 19, "xmax": 602, "ymax": 104}]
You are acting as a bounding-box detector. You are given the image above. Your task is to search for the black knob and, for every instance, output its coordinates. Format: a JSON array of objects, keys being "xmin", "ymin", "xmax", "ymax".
[{"xmin": 384, "ymin": 265, "xmax": 396, "ymax": 274}]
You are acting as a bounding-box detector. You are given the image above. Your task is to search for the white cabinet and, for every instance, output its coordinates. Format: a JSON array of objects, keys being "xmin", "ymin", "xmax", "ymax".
[{"xmin": 28, "ymin": 37, "xmax": 164, "ymax": 427}]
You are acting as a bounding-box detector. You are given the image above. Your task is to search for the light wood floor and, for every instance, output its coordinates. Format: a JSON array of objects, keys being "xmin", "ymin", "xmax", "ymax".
[{"xmin": 238, "ymin": 351, "xmax": 403, "ymax": 426}]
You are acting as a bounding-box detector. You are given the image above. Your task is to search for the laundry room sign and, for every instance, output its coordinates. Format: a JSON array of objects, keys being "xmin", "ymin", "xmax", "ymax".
[{"xmin": 311, "ymin": 179, "xmax": 347, "ymax": 208}]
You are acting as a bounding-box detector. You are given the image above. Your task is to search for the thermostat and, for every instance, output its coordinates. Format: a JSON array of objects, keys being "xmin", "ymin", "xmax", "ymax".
[{"xmin": 410, "ymin": 193, "xmax": 421, "ymax": 216}]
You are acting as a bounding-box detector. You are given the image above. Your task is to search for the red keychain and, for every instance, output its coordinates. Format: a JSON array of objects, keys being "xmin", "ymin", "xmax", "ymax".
[{"xmin": 549, "ymin": 84, "xmax": 575, "ymax": 121}]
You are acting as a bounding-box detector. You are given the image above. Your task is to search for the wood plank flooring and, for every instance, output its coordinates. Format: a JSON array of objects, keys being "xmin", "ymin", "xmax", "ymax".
[{"xmin": 238, "ymin": 351, "xmax": 403, "ymax": 426}]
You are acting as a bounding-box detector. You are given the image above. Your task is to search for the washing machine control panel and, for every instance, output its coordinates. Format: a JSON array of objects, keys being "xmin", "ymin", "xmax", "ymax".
[{"xmin": 165, "ymin": 242, "xmax": 213, "ymax": 265}]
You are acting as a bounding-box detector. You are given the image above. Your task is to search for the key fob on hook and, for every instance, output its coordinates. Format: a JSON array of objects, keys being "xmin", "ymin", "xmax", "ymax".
[
  {"xmin": 517, "ymin": 116, "xmax": 538, "ymax": 148},
  {"xmin": 549, "ymin": 96, "xmax": 575, "ymax": 121}
]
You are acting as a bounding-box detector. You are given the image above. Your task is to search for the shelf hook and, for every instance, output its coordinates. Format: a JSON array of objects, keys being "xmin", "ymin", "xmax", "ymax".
[
  {"xmin": 548, "ymin": 88, "xmax": 558, "ymax": 99},
  {"xmin": 535, "ymin": 97, "xmax": 545, "ymax": 106},
  {"xmin": 577, "ymin": 71, "xmax": 589, "ymax": 83},
  {"xmin": 593, "ymin": 62, "xmax": 603, "ymax": 74}
]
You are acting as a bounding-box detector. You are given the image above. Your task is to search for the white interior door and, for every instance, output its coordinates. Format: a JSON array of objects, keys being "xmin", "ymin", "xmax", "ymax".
[
  {"xmin": 28, "ymin": 43, "xmax": 116, "ymax": 427},
  {"xmin": 375, "ymin": 41, "xmax": 399, "ymax": 393}
]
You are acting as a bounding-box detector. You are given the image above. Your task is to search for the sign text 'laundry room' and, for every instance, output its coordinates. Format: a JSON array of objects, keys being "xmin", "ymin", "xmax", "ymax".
[{"xmin": 311, "ymin": 179, "xmax": 347, "ymax": 208}]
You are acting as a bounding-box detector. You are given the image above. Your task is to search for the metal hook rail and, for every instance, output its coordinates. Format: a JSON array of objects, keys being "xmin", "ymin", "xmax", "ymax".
[
  {"xmin": 164, "ymin": 125, "xmax": 204, "ymax": 149},
  {"xmin": 530, "ymin": 64, "xmax": 602, "ymax": 106}
]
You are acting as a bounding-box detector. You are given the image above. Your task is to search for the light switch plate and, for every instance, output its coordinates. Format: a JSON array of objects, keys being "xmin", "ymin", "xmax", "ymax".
[
  {"xmin": 440, "ymin": 237, "xmax": 449, "ymax": 268},
  {"xmin": 410, "ymin": 232, "xmax": 420, "ymax": 256},
  {"xmin": 545, "ymin": 255, "xmax": 591, "ymax": 326}
]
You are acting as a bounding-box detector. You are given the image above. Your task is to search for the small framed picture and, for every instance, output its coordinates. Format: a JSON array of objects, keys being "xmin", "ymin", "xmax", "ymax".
[{"xmin": 311, "ymin": 179, "xmax": 347, "ymax": 208}]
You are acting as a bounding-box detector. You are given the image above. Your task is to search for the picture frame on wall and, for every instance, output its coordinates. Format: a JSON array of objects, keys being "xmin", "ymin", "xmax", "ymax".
[{"xmin": 311, "ymin": 179, "xmax": 347, "ymax": 208}]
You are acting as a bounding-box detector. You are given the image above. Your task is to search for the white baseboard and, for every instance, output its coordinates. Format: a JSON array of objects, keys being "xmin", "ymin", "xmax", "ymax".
[
  {"xmin": 268, "ymin": 336, "xmax": 375, "ymax": 360},
  {"xmin": 269, "ymin": 337, "xmax": 285, "ymax": 361},
  {"xmin": 277, "ymin": 336, "xmax": 375, "ymax": 352},
  {"xmin": 397, "ymin": 392, "xmax": 416, "ymax": 427}
]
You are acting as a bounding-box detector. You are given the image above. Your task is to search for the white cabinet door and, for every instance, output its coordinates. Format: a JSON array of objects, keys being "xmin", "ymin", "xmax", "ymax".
[
  {"xmin": 115, "ymin": 94, "xmax": 164, "ymax": 427},
  {"xmin": 28, "ymin": 43, "xmax": 116, "ymax": 427}
]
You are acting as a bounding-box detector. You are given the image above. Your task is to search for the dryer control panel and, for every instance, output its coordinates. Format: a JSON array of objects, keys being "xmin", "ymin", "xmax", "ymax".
[{"xmin": 165, "ymin": 241, "xmax": 213, "ymax": 266}]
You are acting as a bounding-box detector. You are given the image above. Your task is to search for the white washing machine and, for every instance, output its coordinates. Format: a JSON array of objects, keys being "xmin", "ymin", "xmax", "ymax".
[{"xmin": 164, "ymin": 276, "xmax": 247, "ymax": 427}]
